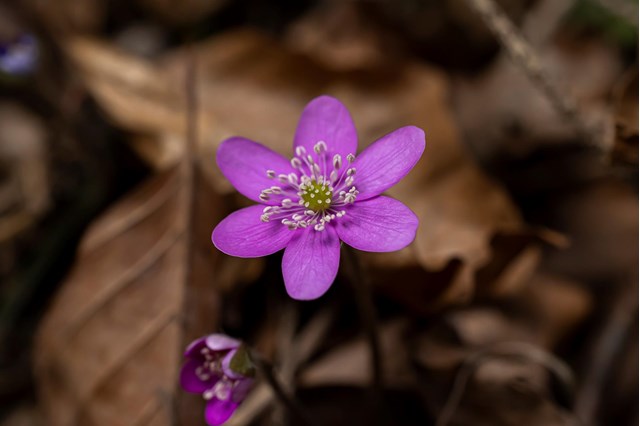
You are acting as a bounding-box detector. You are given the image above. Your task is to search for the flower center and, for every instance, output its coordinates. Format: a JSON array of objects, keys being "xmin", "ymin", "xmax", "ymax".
[
  {"xmin": 299, "ymin": 179, "xmax": 333, "ymax": 212},
  {"xmin": 259, "ymin": 141, "xmax": 359, "ymax": 232}
]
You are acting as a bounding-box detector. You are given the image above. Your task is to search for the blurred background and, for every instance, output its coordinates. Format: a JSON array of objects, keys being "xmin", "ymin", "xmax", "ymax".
[{"xmin": 0, "ymin": 0, "xmax": 637, "ymax": 425}]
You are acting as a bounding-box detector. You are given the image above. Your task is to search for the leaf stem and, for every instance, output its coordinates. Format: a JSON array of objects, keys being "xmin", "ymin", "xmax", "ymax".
[{"xmin": 342, "ymin": 245, "xmax": 383, "ymax": 389}]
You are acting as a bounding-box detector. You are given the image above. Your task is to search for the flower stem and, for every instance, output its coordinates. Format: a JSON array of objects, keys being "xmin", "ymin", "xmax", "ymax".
[
  {"xmin": 342, "ymin": 245, "xmax": 383, "ymax": 389},
  {"xmin": 250, "ymin": 350, "xmax": 314, "ymax": 426}
]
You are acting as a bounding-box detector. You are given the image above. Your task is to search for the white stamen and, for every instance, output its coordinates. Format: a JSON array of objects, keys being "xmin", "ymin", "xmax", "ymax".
[
  {"xmin": 333, "ymin": 154, "xmax": 342, "ymax": 170},
  {"xmin": 295, "ymin": 146, "xmax": 306, "ymax": 156},
  {"xmin": 347, "ymin": 153, "xmax": 355, "ymax": 163},
  {"xmin": 291, "ymin": 158, "xmax": 302, "ymax": 169},
  {"xmin": 314, "ymin": 140, "xmax": 327, "ymax": 153},
  {"xmin": 266, "ymin": 170, "xmax": 276, "ymax": 178}
]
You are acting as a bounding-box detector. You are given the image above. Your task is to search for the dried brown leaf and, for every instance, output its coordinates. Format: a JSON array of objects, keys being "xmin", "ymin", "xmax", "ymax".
[{"xmin": 34, "ymin": 155, "xmax": 253, "ymax": 425}]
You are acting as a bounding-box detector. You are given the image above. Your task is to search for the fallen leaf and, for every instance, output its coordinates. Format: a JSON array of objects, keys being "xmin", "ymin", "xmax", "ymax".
[{"xmin": 35, "ymin": 108, "xmax": 261, "ymax": 426}]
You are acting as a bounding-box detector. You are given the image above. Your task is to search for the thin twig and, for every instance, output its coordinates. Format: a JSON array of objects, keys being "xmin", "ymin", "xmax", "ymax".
[
  {"xmin": 342, "ymin": 246, "xmax": 383, "ymax": 389},
  {"xmin": 250, "ymin": 351, "xmax": 316, "ymax": 426},
  {"xmin": 462, "ymin": 0, "xmax": 603, "ymax": 149},
  {"xmin": 435, "ymin": 341, "xmax": 578, "ymax": 426},
  {"xmin": 575, "ymin": 284, "xmax": 638, "ymax": 424}
]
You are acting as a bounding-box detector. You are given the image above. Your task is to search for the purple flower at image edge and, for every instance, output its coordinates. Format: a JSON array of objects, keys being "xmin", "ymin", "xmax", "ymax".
[
  {"xmin": 0, "ymin": 34, "xmax": 38, "ymax": 76},
  {"xmin": 180, "ymin": 334, "xmax": 254, "ymax": 426},
  {"xmin": 212, "ymin": 95, "xmax": 425, "ymax": 300}
]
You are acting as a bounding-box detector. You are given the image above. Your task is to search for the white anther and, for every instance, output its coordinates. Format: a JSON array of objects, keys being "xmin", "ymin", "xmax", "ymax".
[
  {"xmin": 281, "ymin": 198, "xmax": 293, "ymax": 208},
  {"xmin": 314, "ymin": 224, "xmax": 325, "ymax": 231},
  {"xmin": 347, "ymin": 153, "xmax": 355, "ymax": 163},
  {"xmin": 306, "ymin": 154, "xmax": 315, "ymax": 164},
  {"xmin": 288, "ymin": 173, "xmax": 298, "ymax": 184},
  {"xmin": 345, "ymin": 176, "xmax": 354, "ymax": 186},
  {"xmin": 305, "ymin": 210, "xmax": 315, "ymax": 215},
  {"xmin": 259, "ymin": 193, "xmax": 270, "ymax": 201},
  {"xmin": 295, "ymin": 146, "xmax": 306, "ymax": 157},
  {"xmin": 266, "ymin": 170, "xmax": 276, "ymax": 178},
  {"xmin": 333, "ymin": 154, "xmax": 342, "ymax": 169},
  {"xmin": 213, "ymin": 380, "xmax": 231, "ymax": 401},
  {"xmin": 291, "ymin": 158, "xmax": 302, "ymax": 169},
  {"xmin": 347, "ymin": 167, "xmax": 356, "ymax": 176},
  {"xmin": 270, "ymin": 186, "xmax": 282, "ymax": 194},
  {"xmin": 278, "ymin": 174, "xmax": 289, "ymax": 183},
  {"xmin": 292, "ymin": 214, "xmax": 303, "ymax": 221},
  {"xmin": 314, "ymin": 141, "xmax": 327, "ymax": 154},
  {"xmin": 261, "ymin": 214, "xmax": 270, "ymax": 222},
  {"xmin": 330, "ymin": 170, "xmax": 338, "ymax": 182}
]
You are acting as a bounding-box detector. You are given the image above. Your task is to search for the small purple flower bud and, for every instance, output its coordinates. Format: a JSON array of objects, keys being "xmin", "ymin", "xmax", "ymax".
[
  {"xmin": 0, "ymin": 34, "xmax": 38, "ymax": 76},
  {"xmin": 180, "ymin": 334, "xmax": 255, "ymax": 426}
]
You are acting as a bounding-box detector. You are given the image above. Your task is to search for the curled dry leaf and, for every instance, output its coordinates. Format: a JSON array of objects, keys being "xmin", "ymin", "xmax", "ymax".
[
  {"xmin": 65, "ymin": 29, "xmax": 540, "ymax": 308},
  {"xmin": 63, "ymin": 37, "xmax": 216, "ymax": 171},
  {"xmin": 35, "ymin": 157, "xmax": 261, "ymax": 425}
]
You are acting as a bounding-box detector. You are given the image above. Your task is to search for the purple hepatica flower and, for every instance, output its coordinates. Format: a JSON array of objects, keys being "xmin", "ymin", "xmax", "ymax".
[
  {"xmin": 212, "ymin": 95, "xmax": 425, "ymax": 300},
  {"xmin": 180, "ymin": 334, "xmax": 254, "ymax": 426},
  {"xmin": 0, "ymin": 34, "xmax": 38, "ymax": 76}
]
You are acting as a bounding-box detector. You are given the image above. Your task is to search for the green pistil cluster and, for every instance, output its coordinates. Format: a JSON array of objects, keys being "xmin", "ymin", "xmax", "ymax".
[{"xmin": 300, "ymin": 179, "xmax": 333, "ymax": 212}]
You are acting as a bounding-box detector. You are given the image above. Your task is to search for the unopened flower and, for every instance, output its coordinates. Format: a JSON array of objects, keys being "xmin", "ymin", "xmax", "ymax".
[
  {"xmin": 212, "ymin": 95, "xmax": 425, "ymax": 300},
  {"xmin": 180, "ymin": 334, "xmax": 254, "ymax": 426},
  {"xmin": 0, "ymin": 34, "xmax": 38, "ymax": 76}
]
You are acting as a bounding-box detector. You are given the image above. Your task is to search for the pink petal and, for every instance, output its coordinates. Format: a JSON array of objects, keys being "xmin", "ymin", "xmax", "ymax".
[
  {"xmin": 205, "ymin": 398, "xmax": 239, "ymax": 426},
  {"xmin": 212, "ymin": 205, "xmax": 293, "ymax": 258},
  {"xmin": 180, "ymin": 359, "xmax": 219, "ymax": 393},
  {"xmin": 206, "ymin": 334, "xmax": 241, "ymax": 352},
  {"xmin": 282, "ymin": 227, "xmax": 341, "ymax": 300},
  {"xmin": 335, "ymin": 196, "xmax": 418, "ymax": 252},
  {"xmin": 352, "ymin": 126, "xmax": 425, "ymax": 200},
  {"xmin": 217, "ymin": 137, "xmax": 294, "ymax": 204},
  {"xmin": 294, "ymin": 96, "xmax": 358, "ymax": 163},
  {"xmin": 184, "ymin": 336, "xmax": 207, "ymax": 357}
]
